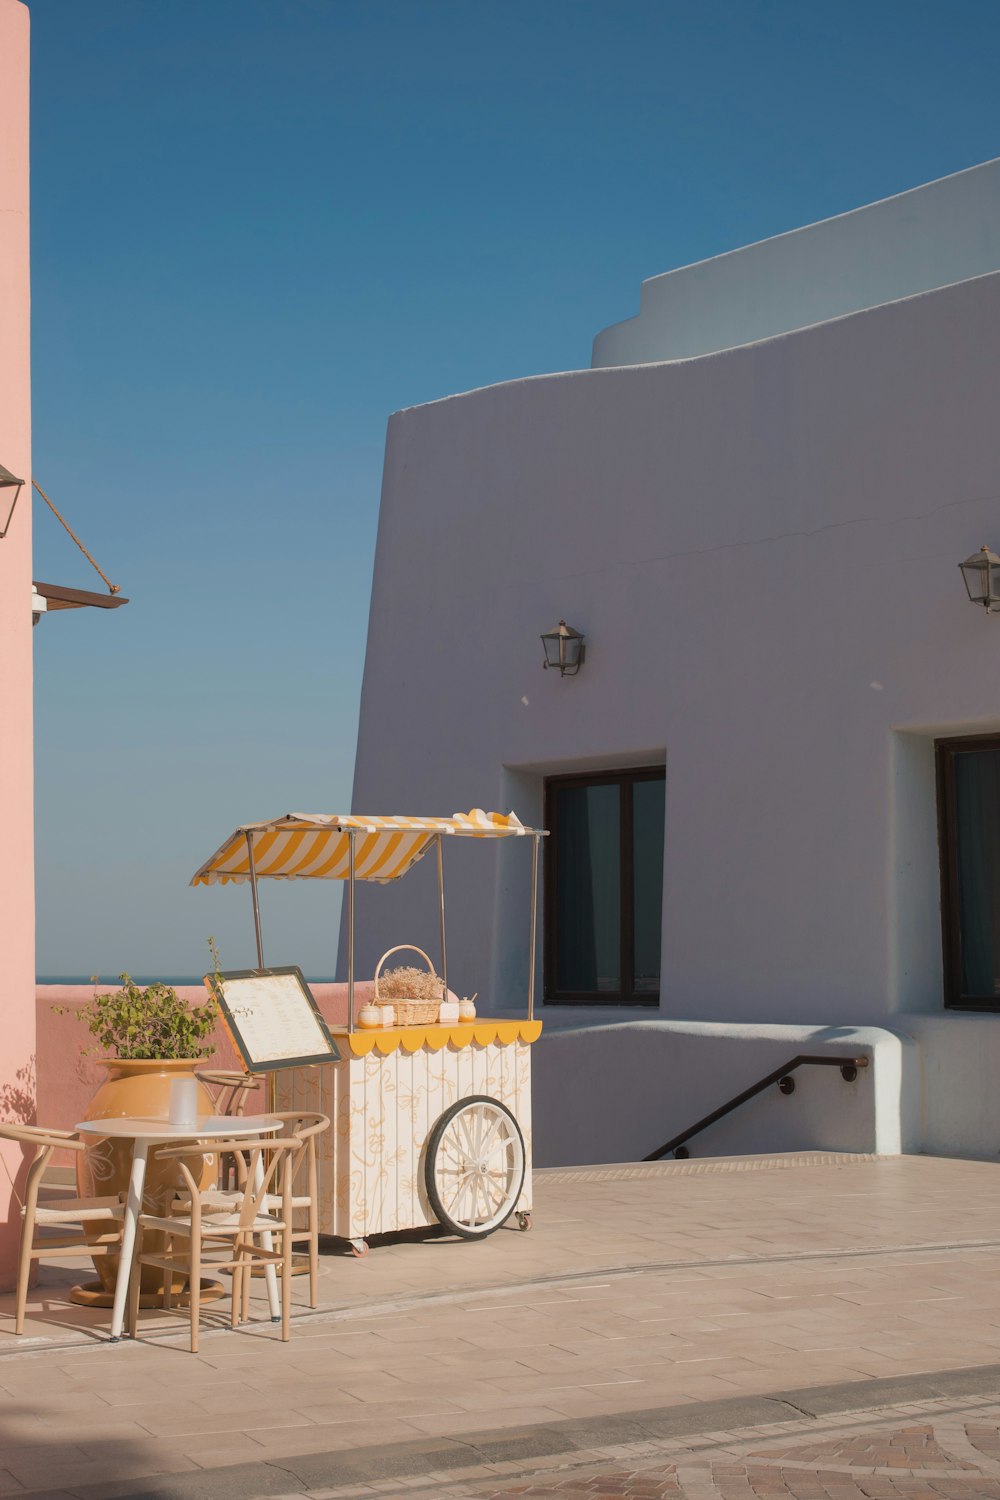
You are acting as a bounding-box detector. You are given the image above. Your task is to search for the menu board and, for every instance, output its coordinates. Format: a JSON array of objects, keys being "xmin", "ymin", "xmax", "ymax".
[{"xmin": 206, "ymin": 966, "xmax": 341, "ymax": 1072}]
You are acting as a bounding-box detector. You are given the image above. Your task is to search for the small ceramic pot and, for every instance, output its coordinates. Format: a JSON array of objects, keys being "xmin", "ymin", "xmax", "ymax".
[
  {"xmin": 458, "ymin": 998, "xmax": 477, "ymax": 1021},
  {"xmin": 357, "ymin": 1003, "xmax": 382, "ymax": 1029}
]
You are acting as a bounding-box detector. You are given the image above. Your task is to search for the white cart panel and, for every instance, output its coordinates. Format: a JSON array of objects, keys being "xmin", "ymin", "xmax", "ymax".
[{"xmin": 274, "ymin": 1020, "xmax": 538, "ymax": 1239}]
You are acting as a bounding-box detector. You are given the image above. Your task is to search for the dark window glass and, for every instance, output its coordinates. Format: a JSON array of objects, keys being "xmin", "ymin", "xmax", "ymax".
[
  {"xmin": 545, "ymin": 767, "xmax": 664, "ymax": 1004},
  {"xmin": 937, "ymin": 736, "xmax": 1000, "ymax": 1009},
  {"xmin": 553, "ymin": 783, "xmax": 620, "ymax": 994}
]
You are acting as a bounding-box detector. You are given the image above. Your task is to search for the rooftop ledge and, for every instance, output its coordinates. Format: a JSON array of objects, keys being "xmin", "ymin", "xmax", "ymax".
[{"xmin": 593, "ymin": 155, "xmax": 1000, "ymax": 367}]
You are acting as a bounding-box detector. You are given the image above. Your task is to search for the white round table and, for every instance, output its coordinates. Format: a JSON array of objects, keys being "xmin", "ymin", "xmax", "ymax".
[{"xmin": 75, "ymin": 1114, "xmax": 282, "ymax": 1341}]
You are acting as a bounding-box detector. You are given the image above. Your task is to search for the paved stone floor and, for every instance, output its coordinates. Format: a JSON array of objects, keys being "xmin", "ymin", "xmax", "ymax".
[{"xmin": 4, "ymin": 1154, "xmax": 1000, "ymax": 1496}]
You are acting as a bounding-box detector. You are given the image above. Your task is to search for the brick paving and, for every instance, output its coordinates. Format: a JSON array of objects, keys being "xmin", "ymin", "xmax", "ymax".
[
  {"xmin": 749, "ymin": 1421, "xmax": 977, "ymax": 1467},
  {"xmin": 4, "ymin": 1155, "xmax": 1000, "ymax": 1495},
  {"xmin": 345, "ymin": 1398, "xmax": 1000, "ymax": 1500}
]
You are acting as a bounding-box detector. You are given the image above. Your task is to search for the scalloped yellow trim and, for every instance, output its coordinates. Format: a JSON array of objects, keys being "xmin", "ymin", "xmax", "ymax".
[{"xmin": 334, "ymin": 1018, "xmax": 543, "ymax": 1057}]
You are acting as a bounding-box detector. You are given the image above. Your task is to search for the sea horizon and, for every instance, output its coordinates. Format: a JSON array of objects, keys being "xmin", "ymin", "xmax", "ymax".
[{"xmin": 37, "ymin": 975, "xmax": 339, "ymax": 986}]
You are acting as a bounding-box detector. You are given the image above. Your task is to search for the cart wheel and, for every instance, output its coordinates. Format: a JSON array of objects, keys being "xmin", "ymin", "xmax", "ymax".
[
  {"xmin": 425, "ymin": 1095, "xmax": 526, "ymax": 1240},
  {"xmin": 515, "ymin": 1211, "xmax": 532, "ymax": 1232},
  {"xmin": 349, "ymin": 1238, "xmax": 369, "ymax": 1258}
]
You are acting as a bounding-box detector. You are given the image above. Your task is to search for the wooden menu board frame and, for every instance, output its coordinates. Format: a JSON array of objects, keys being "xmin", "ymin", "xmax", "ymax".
[{"xmin": 206, "ymin": 966, "xmax": 341, "ymax": 1072}]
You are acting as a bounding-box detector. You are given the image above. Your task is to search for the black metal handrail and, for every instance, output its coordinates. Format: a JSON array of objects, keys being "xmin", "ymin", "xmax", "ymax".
[{"xmin": 644, "ymin": 1054, "xmax": 870, "ymax": 1162}]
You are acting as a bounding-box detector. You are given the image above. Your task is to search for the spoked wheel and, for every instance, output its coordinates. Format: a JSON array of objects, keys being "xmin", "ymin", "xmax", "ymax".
[{"xmin": 424, "ymin": 1095, "xmax": 525, "ymax": 1239}]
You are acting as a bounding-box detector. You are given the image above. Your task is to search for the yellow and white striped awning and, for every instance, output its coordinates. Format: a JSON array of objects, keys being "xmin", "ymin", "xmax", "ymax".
[{"xmin": 191, "ymin": 809, "xmax": 543, "ymax": 886}]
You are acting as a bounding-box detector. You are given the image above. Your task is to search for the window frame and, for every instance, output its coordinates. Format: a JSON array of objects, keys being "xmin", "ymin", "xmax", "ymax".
[
  {"xmin": 936, "ymin": 732, "xmax": 1000, "ymax": 1012},
  {"xmin": 543, "ymin": 765, "xmax": 665, "ymax": 1006}
]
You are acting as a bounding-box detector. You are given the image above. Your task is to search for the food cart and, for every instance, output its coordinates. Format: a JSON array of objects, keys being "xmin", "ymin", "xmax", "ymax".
[{"xmin": 191, "ymin": 810, "xmax": 544, "ymax": 1253}]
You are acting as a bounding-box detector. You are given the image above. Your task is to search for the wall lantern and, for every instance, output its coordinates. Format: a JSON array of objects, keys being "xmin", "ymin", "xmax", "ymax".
[
  {"xmin": 541, "ymin": 619, "xmax": 585, "ymax": 676},
  {"xmin": 959, "ymin": 545, "xmax": 1000, "ymax": 611},
  {"xmin": 0, "ymin": 462, "xmax": 25, "ymax": 538}
]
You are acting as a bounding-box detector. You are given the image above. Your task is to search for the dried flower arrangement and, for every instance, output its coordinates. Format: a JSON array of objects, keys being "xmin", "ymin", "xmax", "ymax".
[
  {"xmin": 373, "ymin": 945, "xmax": 445, "ymax": 1025},
  {"xmin": 375, "ymin": 965, "xmax": 443, "ymax": 1003}
]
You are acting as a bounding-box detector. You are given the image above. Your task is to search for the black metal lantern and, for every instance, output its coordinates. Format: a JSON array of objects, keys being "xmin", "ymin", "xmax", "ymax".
[
  {"xmin": 959, "ymin": 545, "xmax": 1000, "ymax": 611},
  {"xmin": 541, "ymin": 620, "xmax": 585, "ymax": 676},
  {"xmin": 0, "ymin": 462, "xmax": 25, "ymax": 539}
]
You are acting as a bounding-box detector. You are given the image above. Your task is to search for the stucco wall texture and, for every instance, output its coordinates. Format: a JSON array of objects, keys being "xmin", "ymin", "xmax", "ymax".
[
  {"xmin": 593, "ymin": 156, "xmax": 1000, "ymax": 366},
  {"xmin": 0, "ymin": 0, "xmax": 33, "ymax": 1291},
  {"xmin": 352, "ymin": 244, "xmax": 1000, "ymax": 1157}
]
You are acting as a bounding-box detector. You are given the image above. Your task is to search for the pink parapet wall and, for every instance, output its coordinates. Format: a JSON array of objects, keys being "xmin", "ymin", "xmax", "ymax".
[
  {"xmin": 35, "ymin": 980, "xmax": 430, "ymax": 1163},
  {"xmin": 37, "ymin": 989, "xmax": 243, "ymax": 1153},
  {"xmin": 0, "ymin": 0, "xmax": 33, "ymax": 1293}
]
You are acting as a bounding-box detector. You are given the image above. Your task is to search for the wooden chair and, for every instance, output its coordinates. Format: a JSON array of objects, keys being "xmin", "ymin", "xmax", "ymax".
[
  {"xmin": 127, "ymin": 1135, "xmax": 302, "ymax": 1352},
  {"xmin": 195, "ymin": 1071, "xmax": 265, "ymax": 1191},
  {"xmin": 264, "ymin": 1113, "xmax": 329, "ymax": 1307},
  {"xmin": 175, "ymin": 1113, "xmax": 330, "ymax": 1307},
  {"xmin": 0, "ymin": 1124, "xmax": 125, "ymax": 1335},
  {"xmin": 195, "ymin": 1069, "xmax": 263, "ymax": 1117}
]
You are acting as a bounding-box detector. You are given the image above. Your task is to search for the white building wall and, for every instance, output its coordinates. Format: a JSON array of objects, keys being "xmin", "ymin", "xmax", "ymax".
[
  {"xmin": 899, "ymin": 1012, "xmax": 1000, "ymax": 1160},
  {"xmin": 531, "ymin": 1021, "xmax": 913, "ymax": 1166},
  {"xmin": 351, "ymin": 202, "xmax": 1000, "ymax": 1162},
  {"xmin": 593, "ymin": 157, "xmax": 1000, "ymax": 367},
  {"xmin": 531, "ymin": 1011, "xmax": 1000, "ymax": 1166}
]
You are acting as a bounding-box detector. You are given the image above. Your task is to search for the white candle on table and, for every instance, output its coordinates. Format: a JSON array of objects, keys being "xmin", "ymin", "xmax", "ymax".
[{"xmin": 168, "ymin": 1078, "xmax": 199, "ymax": 1127}]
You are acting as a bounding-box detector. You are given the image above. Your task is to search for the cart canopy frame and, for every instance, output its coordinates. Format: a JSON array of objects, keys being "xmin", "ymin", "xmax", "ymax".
[
  {"xmin": 191, "ymin": 809, "xmax": 539, "ymax": 886},
  {"xmin": 191, "ymin": 810, "xmax": 546, "ymax": 1031}
]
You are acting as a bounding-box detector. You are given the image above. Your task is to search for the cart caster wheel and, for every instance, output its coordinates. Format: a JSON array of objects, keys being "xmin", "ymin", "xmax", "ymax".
[
  {"xmin": 350, "ymin": 1239, "xmax": 369, "ymax": 1258},
  {"xmin": 515, "ymin": 1211, "xmax": 532, "ymax": 1232}
]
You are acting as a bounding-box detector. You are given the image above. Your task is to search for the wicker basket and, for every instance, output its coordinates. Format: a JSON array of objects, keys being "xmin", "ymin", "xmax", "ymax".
[{"xmin": 373, "ymin": 945, "xmax": 446, "ymax": 1026}]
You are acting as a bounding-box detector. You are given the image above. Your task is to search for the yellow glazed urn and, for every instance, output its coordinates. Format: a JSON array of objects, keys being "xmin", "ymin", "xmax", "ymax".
[{"xmin": 75, "ymin": 1059, "xmax": 216, "ymax": 1298}]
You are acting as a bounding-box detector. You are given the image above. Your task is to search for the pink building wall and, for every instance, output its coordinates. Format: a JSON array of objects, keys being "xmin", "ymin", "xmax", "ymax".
[{"xmin": 0, "ymin": 0, "xmax": 33, "ymax": 1291}]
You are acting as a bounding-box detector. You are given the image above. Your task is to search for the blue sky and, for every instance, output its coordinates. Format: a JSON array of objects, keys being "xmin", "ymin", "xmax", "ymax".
[{"xmin": 28, "ymin": 0, "xmax": 1000, "ymax": 977}]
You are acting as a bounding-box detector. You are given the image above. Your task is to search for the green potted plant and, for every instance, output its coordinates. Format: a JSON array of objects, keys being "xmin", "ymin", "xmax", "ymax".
[
  {"xmin": 67, "ymin": 973, "xmax": 220, "ymax": 1302},
  {"xmin": 71, "ymin": 973, "xmax": 217, "ymax": 1062}
]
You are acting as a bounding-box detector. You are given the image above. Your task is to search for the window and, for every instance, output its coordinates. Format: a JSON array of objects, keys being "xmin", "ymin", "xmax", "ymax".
[
  {"xmin": 544, "ymin": 767, "xmax": 665, "ymax": 1005},
  {"xmin": 937, "ymin": 734, "xmax": 1000, "ymax": 1010}
]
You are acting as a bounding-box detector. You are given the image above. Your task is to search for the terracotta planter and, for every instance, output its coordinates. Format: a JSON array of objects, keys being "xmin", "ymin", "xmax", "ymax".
[{"xmin": 76, "ymin": 1059, "xmax": 216, "ymax": 1296}]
